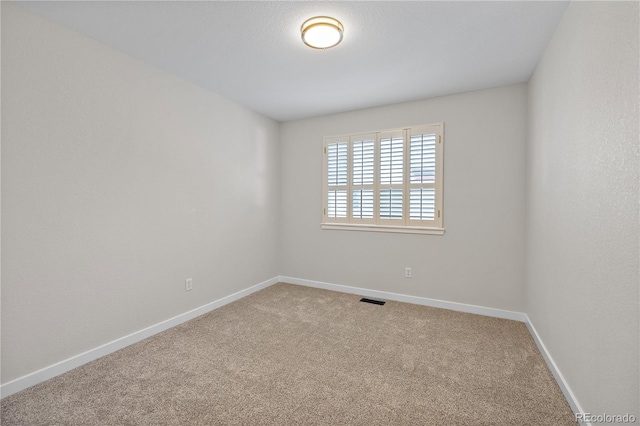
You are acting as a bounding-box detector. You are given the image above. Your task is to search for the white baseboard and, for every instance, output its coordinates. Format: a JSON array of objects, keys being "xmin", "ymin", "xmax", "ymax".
[
  {"xmin": 278, "ymin": 276, "xmax": 527, "ymax": 322},
  {"xmin": 524, "ymin": 315, "xmax": 587, "ymax": 425},
  {"xmin": 0, "ymin": 276, "xmax": 279, "ymax": 399}
]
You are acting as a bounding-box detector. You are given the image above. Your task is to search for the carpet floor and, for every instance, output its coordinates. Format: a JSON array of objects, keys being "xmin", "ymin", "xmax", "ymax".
[{"xmin": 1, "ymin": 283, "xmax": 577, "ymax": 425}]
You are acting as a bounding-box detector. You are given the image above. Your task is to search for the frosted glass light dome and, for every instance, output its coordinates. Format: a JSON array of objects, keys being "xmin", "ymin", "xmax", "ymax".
[{"xmin": 301, "ymin": 16, "xmax": 344, "ymax": 49}]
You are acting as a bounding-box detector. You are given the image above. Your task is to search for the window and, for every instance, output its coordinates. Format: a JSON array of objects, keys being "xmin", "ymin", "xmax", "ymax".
[{"xmin": 323, "ymin": 124, "xmax": 444, "ymax": 234}]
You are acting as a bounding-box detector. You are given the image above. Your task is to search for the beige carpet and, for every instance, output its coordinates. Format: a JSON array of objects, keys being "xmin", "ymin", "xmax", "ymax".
[{"xmin": 1, "ymin": 283, "xmax": 577, "ymax": 425}]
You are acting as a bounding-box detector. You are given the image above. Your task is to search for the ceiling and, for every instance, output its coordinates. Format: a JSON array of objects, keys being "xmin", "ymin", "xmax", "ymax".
[{"xmin": 17, "ymin": 1, "xmax": 569, "ymax": 122}]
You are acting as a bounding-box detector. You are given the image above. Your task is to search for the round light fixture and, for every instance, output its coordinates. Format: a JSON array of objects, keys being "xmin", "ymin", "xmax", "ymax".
[{"xmin": 301, "ymin": 16, "xmax": 343, "ymax": 49}]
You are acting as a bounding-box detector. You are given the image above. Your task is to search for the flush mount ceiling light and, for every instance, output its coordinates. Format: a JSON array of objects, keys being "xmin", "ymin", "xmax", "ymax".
[{"xmin": 301, "ymin": 16, "xmax": 344, "ymax": 49}]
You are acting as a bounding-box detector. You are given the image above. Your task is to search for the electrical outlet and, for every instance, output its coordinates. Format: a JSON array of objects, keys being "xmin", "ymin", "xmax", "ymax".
[
  {"xmin": 405, "ymin": 267, "xmax": 412, "ymax": 278},
  {"xmin": 185, "ymin": 278, "xmax": 193, "ymax": 291}
]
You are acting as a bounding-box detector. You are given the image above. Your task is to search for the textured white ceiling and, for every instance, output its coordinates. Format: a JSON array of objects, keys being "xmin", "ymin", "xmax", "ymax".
[{"xmin": 17, "ymin": 1, "xmax": 569, "ymax": 122}]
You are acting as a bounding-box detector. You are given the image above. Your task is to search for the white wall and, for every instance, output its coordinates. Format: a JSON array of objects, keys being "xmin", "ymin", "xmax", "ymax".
[
  {"xmin": 280, "ymin": 84, "xmax": 527, "ymax": 312},
  {"xmin": 1, "ymin": 4, "xmax": 280, "ymax": 383},
  {"xmin": 527, "ymin": 1, "xmax": 639, "ymax": 417}
]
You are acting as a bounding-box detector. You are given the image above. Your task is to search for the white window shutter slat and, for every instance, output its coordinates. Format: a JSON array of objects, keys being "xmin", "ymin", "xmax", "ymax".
[{"xmin": 380, "ymin": 136, "xmax": 404, "ymax": 185}]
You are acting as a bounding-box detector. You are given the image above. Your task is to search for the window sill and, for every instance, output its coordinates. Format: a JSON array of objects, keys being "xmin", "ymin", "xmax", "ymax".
[{"xmin": 321, "ymin": 223, "xmax": 445, "ymax": 235}]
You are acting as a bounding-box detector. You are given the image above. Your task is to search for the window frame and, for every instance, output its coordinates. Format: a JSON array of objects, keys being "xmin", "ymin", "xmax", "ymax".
[{"xmin": 322, "ymin": 123, "xmax": 445, "ymax": 235}]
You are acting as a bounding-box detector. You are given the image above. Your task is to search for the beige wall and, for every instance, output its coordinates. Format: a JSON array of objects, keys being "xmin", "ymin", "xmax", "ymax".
[
  {"xmin": 280, "ymin": 84, "xmax": 528, "ymax": 312},
  {"xmin": 1, "ymin": 4, "xmax": 280, "ymax": 383},
  {"xmin": 526, "ymin": 1, "xmax": 639, "ymax": 416}
]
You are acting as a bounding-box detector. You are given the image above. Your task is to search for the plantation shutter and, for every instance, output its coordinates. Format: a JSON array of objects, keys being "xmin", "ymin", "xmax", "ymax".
[
  {"xmin": 351, "ymin": 133, "xmax": 376, "ymax": 224},
  {"xmin": 322, "ymin": 123, "xmax": 443, "ymax": 233},
  {"xmin": 324, "ymin": 137, "xmax": 349, "ymax": 223},
  {"xmin": 407, "ymin": 124, "xmax": 442, "ymax": 227},
  {"xmin": 378, "ymin": 130, "xmax": 404, "ymax": 224}
]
